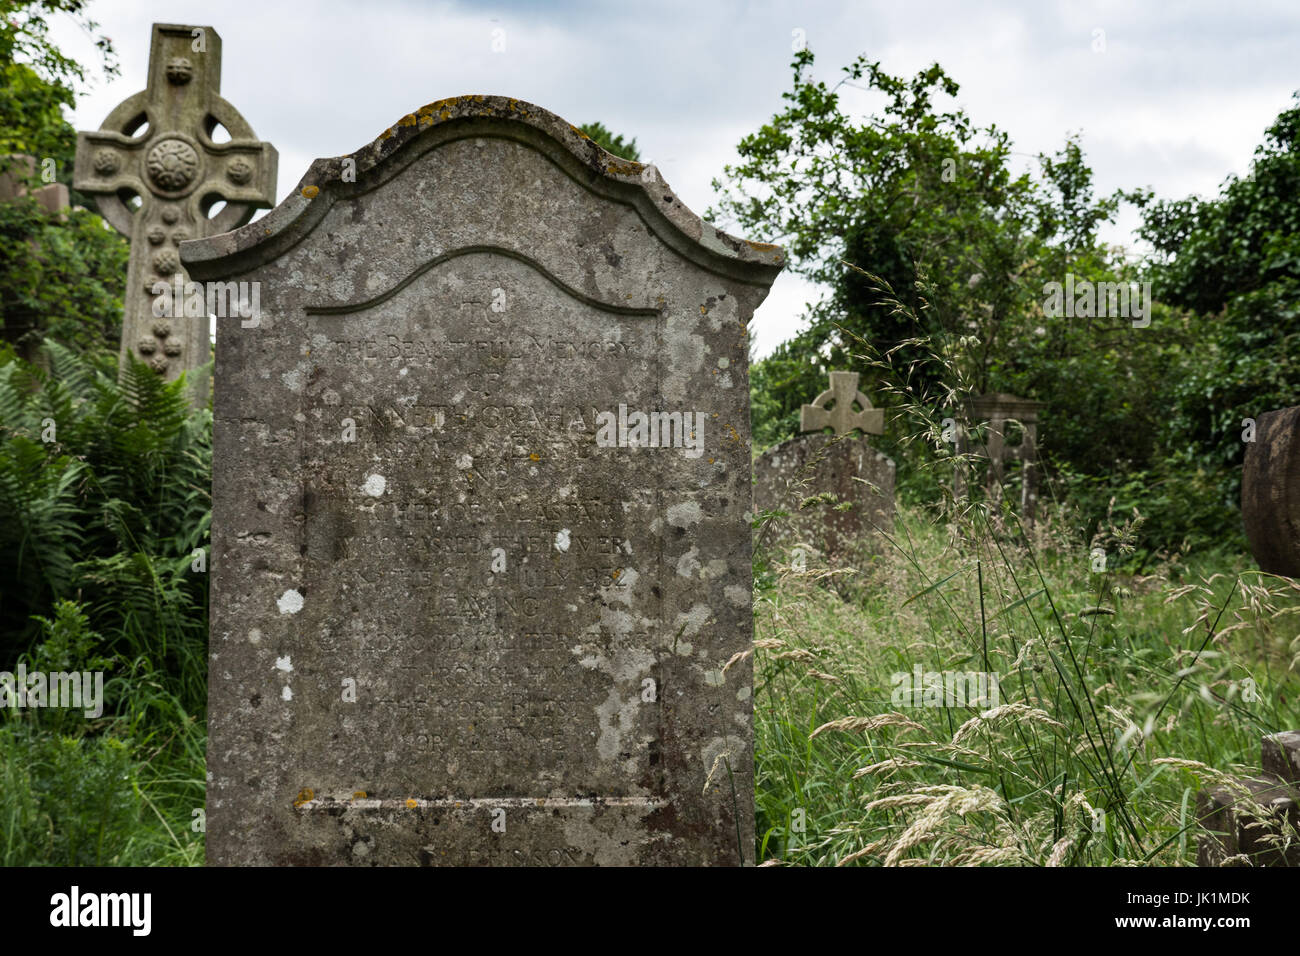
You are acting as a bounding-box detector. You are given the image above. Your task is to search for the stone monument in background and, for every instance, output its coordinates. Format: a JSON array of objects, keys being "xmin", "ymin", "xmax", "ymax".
[
  {"xmin": 954, "ymin": 392, "xmax": 1044, "ymax": 525},
  {"xmin": 1242, "ymin": 405, "xmax": 1300, "ymax": 578},
  {"xmin": 74, "ymin": 23, "xmax": 277, "ymax": 401},
  {"xmin": 753, "ymin": 370, "xmax": 896, "ymax": 563},
  {"xmin": 183, "ymin": 96, "xmax": 782, "ymax": 865}
]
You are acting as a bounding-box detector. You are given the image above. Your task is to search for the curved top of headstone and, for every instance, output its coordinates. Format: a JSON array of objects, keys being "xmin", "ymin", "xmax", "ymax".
[{"xmin": 181, "ymin": 94, "xmax": 785, "ymax": 283}]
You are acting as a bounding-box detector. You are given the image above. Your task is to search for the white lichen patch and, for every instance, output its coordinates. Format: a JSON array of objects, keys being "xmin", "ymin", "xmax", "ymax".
[
  {"xmin": 724, "ymin": 585, "xmax": 750, "ymax": 607},
  {"xmin": 673, "ymin": 602, "xmax": 711, "ymax": 639},
  {"xmin": 554, "ymin": 528, "xmax": 571, "ymax": 552},
  {"xmin": 362, "ymin": 473, "xmax": 387, "ymax": 497},
  {"xmin": 456, "ymin": 454, "xmax": 474, "ymax": 470},
  {"xmin": 666, "ymin": 501, "xmax": 702, "ymax": 529},
  {"xmin": 676, "ymin": 546, "xmax": 701, "ymax": 578},
  {"xmin": 701, "ymin": 558, "xmax": 728, "ymax": 581},
  {"xmin": 281, "ymin": 685, "xmax": 293, "ymax": 702},
  {"xmin": 274, "ymin": 655, "xmax": 293, "ymax": 673},
  {"xmin": 277, "ymin": 589, "xmax": 304, "ymax": 615},
  {"xmin": 281, "ymin": 364, "xmax": 307, "ymax": 393}
]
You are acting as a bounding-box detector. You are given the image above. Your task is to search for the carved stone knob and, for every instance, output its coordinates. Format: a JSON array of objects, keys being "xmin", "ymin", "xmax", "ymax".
[
  {"xmin": 153, "ymin": 250, "xmax": 180, "ymax": 275},
  {"xmin": 166, "ymin": 57, "xmax": 193, "ymax": 85},
  {"xmin": 92, "ymin": 149, "xmax": 120, "ymax": 176},
  {"xmin": 153, "ymin": 320, "xmax": 171, "ymax": 338},
  {"xmin": 147, "ymin": 226, "xmax": 167, "ymax": 245},
  {"xmin": 137, "ymin": 338, "xmax": 157, "ymax": 355},
  {"xmin": 227, "ymin": 158, "xmax": 254, "ymax": 185}
]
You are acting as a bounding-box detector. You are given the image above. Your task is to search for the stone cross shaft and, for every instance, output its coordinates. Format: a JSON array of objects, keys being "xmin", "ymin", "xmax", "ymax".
[
  {"xmin": 73, "ymin": 23, "xmax": 277, "ymax": 394},
  {"xmin": 800, "ymin": 370, "xmax": 883, "ymax": 436}
]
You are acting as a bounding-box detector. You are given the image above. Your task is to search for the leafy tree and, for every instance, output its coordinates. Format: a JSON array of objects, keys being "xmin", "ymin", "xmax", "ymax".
[
  {"xmin": 711, "ymin": 51, "xmax": 1125, "ymax": 443},
  {"xmin": 579, "ymin": 121, "xmax": 640, "ymax": 161},
  {"xmin": 1128, "ymin": 95, "xmax": 1300, "ymax": 540}
]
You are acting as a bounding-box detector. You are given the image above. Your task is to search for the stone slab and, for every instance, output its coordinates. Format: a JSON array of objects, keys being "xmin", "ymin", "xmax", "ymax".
[{"xmin": 183, "ymin": 95, "xmax": 783, "ymax": 866}]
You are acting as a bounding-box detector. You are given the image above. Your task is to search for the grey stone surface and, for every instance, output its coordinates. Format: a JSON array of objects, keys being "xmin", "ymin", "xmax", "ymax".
[
  {"xmin": 182, "ymin": 95, "xmax": 783, "ymax": 865},
  {"xmin": 1241, "ymin": 405, "xmax": 1300, "ymax": 578},
  {"xmin": 73, "ymin": 23, "xmax": 277, "ymax": 399},
  {"xmin": 753, "ymin": 433, "xmax": 896, "ymax": 563}
]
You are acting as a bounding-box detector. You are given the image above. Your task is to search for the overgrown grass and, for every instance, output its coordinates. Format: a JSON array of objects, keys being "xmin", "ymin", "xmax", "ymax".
[{"xmin": 754, "ymin": 499, "xmax": 1300, "ymax": 865}]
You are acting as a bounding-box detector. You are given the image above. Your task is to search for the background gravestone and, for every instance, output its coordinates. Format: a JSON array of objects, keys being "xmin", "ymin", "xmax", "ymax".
[
  {"xmin": 183, "ymin": 96, "xmax": 783, "ymax": 866},
  {"xmin": 73, "ymin": 22, "xmax": 277, "ymax": 402},
  {"xmin": 753, "ymin": 371, "xmax": 895, "ymax": 563},
  {"xmin": 954, "ymin": 392, "xmax": 1044, "ymax": 525},
  {"xmin": 1242, "ymin": 405, "xmax": 1300, "ymax": 578}
]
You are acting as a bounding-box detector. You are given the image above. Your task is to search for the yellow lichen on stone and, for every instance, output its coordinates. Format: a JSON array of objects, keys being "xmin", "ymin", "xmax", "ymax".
[
  {"xmin": 301, "ymin": 185, "xmax": 319, "ymax": 199},
  {"xmin": 745, "ymin": 239, "xmax": 780, "ymax": 252},
  {"xmin": 606, "ymin": 159, "xmax": 644, "ymax": 176}
]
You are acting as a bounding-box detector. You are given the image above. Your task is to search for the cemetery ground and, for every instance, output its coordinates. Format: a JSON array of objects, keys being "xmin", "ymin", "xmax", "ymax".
[{"xmin": 753, "ymin": 499, "xmax": 1300, "ymax": 865}]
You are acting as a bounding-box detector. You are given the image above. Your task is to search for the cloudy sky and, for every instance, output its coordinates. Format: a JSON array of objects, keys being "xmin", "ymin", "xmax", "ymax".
[{"xmin": 50, "ymin": 0, "xmax": 1300, "ymax": 356}]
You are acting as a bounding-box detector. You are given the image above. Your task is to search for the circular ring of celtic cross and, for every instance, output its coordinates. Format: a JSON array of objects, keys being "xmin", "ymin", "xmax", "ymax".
[{"xmin": 146, "ymin": 139, "xmax": 200, "ymax": 192}]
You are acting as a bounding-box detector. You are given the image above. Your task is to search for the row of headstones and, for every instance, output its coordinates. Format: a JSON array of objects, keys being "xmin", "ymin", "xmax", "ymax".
[
  {"xmin": 35, "ymin": 21, "xmax": 1296, "ymax": 866},
  {"xmin": 753, "ymin": 373, "xmax": 1043, "ymax": 564}
]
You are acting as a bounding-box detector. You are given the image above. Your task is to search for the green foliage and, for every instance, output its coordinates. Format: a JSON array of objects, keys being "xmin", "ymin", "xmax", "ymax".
[
  {"xmin": 754, "ymin": 503, "xmax": 1299, "ymax": 866},
  {"xmin": 1, "ymin": 4, "xmax": 126, "ymax": 357},
  {"xmin": 1129, "ymin": 97, "xmax": 1300, "ymax": 529},
  {"xmin": 578, "ymin": 121, "xmax": 640, "ymax": 161},
  {"xmin": 0, "ymin": 343, "xmax": 210, "ymax": 708},
  {"xmin": 0, "ymin": 725, "xmax": 138, "ymax": 865},
  {"xmin": 725, "ymin": 48, "xmax": 1298, "ymax": 555},
  {"xmin": 0, "ymin": 346, "xmax": 209, "ymax": 866}
]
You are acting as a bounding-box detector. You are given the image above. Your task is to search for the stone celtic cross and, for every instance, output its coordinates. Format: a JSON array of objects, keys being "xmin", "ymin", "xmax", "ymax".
[
  {"xmin": 800, "ymin": 370, "xmax": 883, "ymax": 436},
  {"xmin": 73, "ymin": 23, "xmax": 277, "ymax": 397}
]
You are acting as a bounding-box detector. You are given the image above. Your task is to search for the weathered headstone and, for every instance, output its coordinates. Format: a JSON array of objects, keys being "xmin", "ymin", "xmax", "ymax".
[
  {"xmin": 0, "ymin": 154, "xmax": 70, "ymax": 217},
  {"xmin": 1242, "ymin": 406, "xmax": 1300, "ymax": 578},
  {"xmin": 73, "ymin": 23, "xmax": 277, "ymax": 399},
  {"xmin": 753, "ymin": 371, "xmax": 895, "ymax": 562},
  {"xmin": 1197, "ymin": 731, "xmax": 1300, "ymax": 866},
  {"xmin": 1, "ymin": 155, "xmax": 71, "ymax": 363},
  {"xmin": 954, "ymin": 392, "xmax": 1044, "ymax": 525},
  {"xmin": 183, "ymin": 96, "xmax": 783, "ymax": 866}
]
